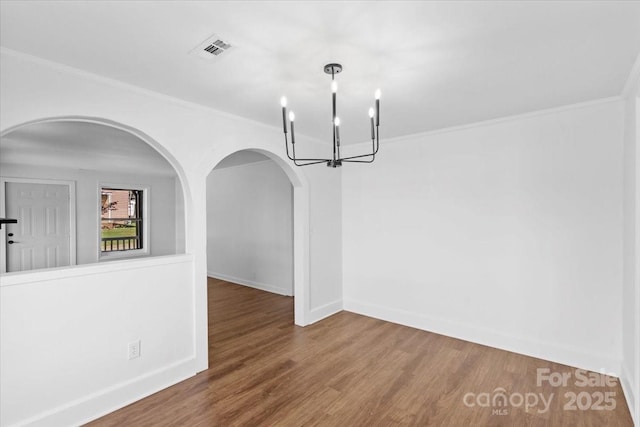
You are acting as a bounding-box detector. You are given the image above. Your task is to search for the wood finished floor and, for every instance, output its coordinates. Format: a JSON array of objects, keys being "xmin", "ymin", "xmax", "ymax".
[{"xmin": 89, "ymin": 278, "xmax": 633, "ymax": 426}]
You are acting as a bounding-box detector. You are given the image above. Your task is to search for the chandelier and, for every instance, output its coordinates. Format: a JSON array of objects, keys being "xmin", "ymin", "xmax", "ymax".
[{"xmin": 280, "ymin": 63, "xmax": 380, "ymax": 168}]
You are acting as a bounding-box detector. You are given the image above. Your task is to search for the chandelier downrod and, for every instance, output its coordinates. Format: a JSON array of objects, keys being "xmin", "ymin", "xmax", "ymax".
[{"xmin": 280, "ymin": 63, "xmax": 380, "ymax": 168}]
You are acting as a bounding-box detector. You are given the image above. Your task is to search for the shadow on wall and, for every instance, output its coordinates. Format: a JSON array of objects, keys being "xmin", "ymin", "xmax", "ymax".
[{"xmin": 0, "ymin": 119, "xmax": 186, "ymax": 272}]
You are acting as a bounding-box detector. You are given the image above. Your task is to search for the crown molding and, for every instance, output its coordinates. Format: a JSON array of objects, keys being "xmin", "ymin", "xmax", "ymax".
[
  {"xmin": 345, "ymin": 96, "xmax": 623, "ymax": 149},
  {"xmin": 0, "ymin": 47, "xmax": 327, "ymax": 146}
]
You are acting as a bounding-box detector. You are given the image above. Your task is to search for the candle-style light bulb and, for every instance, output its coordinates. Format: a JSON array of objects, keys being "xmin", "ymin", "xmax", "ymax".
[
  {"xmin": 369, "ymin": 108, "xmax": 375, "ymax": 140},
  {"xmin": 374, "ymin": 89, "xmax": 381, "ymax": 126},
  {"xmin": 281, "ymin": 96, "xmax": 288, "ymax": 133},
  {"xmin": 331, "ymin": 81, "xmax": 338, "ymax": 93},
  {"xmin": 289, "ymin": 111, "xmax": 295, "ymax": 144}
]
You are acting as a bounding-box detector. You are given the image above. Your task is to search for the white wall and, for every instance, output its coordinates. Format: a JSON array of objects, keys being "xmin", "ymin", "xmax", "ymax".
[
  {"xmin": 0, "ymin": 255, "xmax": 195, "ymax": 427},
  {"xmin": 622, "ymin": 77, "xmax": 640, "ymax": 424},
  {"xmin": 207, "ymin": 159, "xmax": 293, "ymax": 296},
  {"xmin": 305, "ymin": 164, "xmax": 343, "ymax": 317},
  {"xmin": 0, "ymin": 48, "xmax": 343, "ymax": 426},
  {"xmin": 0, "ymin": 163, "xmax": 180, "ymax": 264},
  {"xmin": 343, "ymin": 99, "xmax": 625, "ymax": 375}
]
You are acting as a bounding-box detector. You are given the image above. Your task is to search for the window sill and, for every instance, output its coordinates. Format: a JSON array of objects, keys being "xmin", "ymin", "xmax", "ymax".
[{"xmin": 99, "ymin": 249, "xmax": 149, "ymax": 262}]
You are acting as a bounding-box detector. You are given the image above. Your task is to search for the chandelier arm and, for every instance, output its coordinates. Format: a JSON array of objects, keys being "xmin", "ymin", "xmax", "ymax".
[
  {"xmin": 337, "ymin": 144, "xmax": 375, "ymax": 161},
  {"xmin": 283, "ymin": 133, "xmax": 295, "ymax": 161},
  {"xmin": 370, "ymin": 125, "xmax": 380, "ymax": 155},
  {"xmin": 343, "ymin": 153, "xmax": 375, "ymax": 163},
  {"xmin": 337, "ymin": 124, "xmax": 380, "ymax": 162},
  {"xmin": 285, "ymin": 136, "xmax": 326, "ymax": 162},
  {"xmin": 288, "ymin": 149, "xmax": 330, "ymax": 162},
  {"xmin": 292, "ymin": 157, "xmax": 333, "ymax": 162},
  {"xmin": 340, "ymin": 153, "xmax": 374, "ymax": 161},
  {"xmin": 284, "ymin": 120, "xmax": 331, "ymax": 162},
  {"xmin": 294, "ymin": 159, "xmax": 331, "ymax": 167},
  {"xmin": 342, "ymin": 159, "xmax": 375, "ymax": 163},
  {"xmin": 290, "ymin": 138, "xmax": 331, "ymax": 164}
]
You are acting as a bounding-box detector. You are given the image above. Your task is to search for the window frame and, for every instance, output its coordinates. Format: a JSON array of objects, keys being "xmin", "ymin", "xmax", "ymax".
[{"xmin": 98, "ymin": 183, "xmax": 149, "ymax": 260}]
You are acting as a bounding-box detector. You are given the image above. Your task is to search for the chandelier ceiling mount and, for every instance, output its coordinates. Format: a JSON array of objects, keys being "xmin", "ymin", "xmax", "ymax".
[{"xmin": 323, "ymin": 63, "xmax": 343, "ymax": 75}]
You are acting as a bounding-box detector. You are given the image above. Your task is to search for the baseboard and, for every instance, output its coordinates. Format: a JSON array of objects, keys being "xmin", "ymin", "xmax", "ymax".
[
  {"xmin": 343, "ymin": 299, "xmax": 619, "ymax": 376},
  {"xmin": 621, "ymin": 362, "xmax": 638, "ymax": 426},
  {"xmin": 208, "ymin": 271, "xmax": 292, "ymax": 296},
  {"xmin": 10, "ymin": 357, "xmax": 196, "ymax": 427},
  {"xmin": 308, "ymin": 299, "xmax": 343, "ymax": 324}
]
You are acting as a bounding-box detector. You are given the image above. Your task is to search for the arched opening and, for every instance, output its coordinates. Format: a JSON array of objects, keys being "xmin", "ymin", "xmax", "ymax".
[
  {"xmin": 203, "ymin": 147, "xmax": 309, "ymax": 335},
  {"xmin": 206, "ymin": 150, "xmax": 294, "ymax": 366},
  {"xmin": 0, "ymin": 117, "xmax": 188, "ymax": 272},
  {"xmin": 207, "ymin": 151, "xmax": 293, "ymax": 295}
]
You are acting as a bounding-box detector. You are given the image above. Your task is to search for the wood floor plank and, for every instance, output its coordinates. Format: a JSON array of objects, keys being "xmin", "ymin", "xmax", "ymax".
[{"xmin": 87, "ymin": 278, "xmax": 634, "ymax": 426}]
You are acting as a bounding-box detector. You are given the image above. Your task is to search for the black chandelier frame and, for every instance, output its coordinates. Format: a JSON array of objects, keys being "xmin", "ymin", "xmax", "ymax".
[{"xmin": 280, "ymin": 63, "xmax": 380, "ymax": 168}]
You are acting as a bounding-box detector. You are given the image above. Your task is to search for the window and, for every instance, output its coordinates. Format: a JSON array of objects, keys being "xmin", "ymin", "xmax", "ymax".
[{"xmin": 100, "ymin": 187, "xmax": 145, "ymax": 255}]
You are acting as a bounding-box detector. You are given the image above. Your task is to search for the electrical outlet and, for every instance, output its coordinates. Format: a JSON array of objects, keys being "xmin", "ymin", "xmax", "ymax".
[{"xmin": 128, "ymin": 340, "xmax": 141, "ymax": 360}]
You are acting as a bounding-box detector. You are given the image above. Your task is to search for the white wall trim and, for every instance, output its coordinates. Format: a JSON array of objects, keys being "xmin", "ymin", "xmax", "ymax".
[
  {"xmin": 308, "ymin": 300, "xmax": 343, "ymax": 324},
  {"xmin": 344, "ymin": 96, "xmax": 623, "ymax": 149},
  {"xmin": 0, "ymin": 253, "xmax": 193, "ymax": 287},
  {"xmin": 0, "ymin": 47, "xmax": 327, "ymax": 148},
  {"xmin": 207, "ymin": 272, "xmax": 292, "ymax": 296},
  {"xmin": 343, "ymin": 298, "xmax": 620, "ymax": 376},
  {"xmin": 621, "ymin": 362, "xmax": 638, "ymax": 426},
  {"xmin": 6, "ymin": 357, "xmax": 195, "ymax": 427},
  {"xmin": 0, "ymin": 177, "xmax": 77, "ymax": 273},
  {"xmin": 292, "ymin": 184, "xmax": 310, "ymax": 326}
]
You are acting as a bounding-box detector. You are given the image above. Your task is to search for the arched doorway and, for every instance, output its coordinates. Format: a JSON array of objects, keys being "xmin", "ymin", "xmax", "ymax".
[
  {"xmin": 207, "ymin": 151, "xmax": 293, "ymax": 295},
  {"xmin": 203, "ymin": 147, "xmax": 310, "ymax": 328}
]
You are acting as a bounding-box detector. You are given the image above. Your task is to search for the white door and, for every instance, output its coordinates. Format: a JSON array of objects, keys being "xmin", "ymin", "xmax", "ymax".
[{"xmin": 4, "ymin": 182, "xmax": 71, "ymax": 272}]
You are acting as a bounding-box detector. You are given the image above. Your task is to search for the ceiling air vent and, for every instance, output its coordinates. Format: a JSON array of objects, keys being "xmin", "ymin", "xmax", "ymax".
[{"xmin": 190, "ymin": 34, "xmax": 232, "ymax": 61}]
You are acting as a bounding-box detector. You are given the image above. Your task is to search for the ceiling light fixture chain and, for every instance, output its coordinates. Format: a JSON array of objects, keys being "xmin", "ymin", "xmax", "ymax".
[{"xmin": 280, "ymin": 63, "xmax": 381, "ymax": 168}]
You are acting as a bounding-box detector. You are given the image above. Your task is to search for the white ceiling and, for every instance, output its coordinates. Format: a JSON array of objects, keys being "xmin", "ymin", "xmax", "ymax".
[
  {"xmin": 1, "ymin": 1, "xmax": 639, "ymax": 146},
  {"xmin": 0, "ymin": 121, "xmax": 177, "ymax": 176}
]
